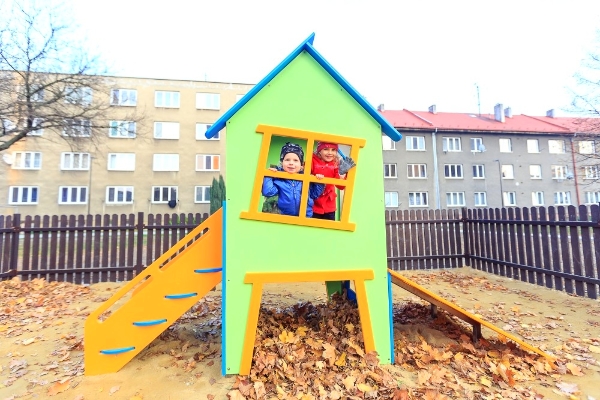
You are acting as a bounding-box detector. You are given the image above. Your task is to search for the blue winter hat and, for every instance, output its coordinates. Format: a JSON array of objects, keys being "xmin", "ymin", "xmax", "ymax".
[{"xmin": 280, "ymin": 142, "xmax": 304, "ymax": 164}]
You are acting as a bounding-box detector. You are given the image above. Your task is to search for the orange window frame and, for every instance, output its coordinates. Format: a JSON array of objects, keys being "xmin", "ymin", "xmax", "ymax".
[{"xmin": 239, "ymin": 124, "xmax": 365, "ymax": 231}]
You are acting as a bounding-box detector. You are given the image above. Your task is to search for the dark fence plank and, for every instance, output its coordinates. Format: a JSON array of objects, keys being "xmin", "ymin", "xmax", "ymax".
[
  {"xmin": 569, "ymin": 206, "xmax": 585, "ymax": 296},
  {"xmin": 558, "ymin": 207, "xmax": 573, "ymax": 294},
  {"xmin": 548, "ymin": 207, "xmax": 563, "ymax": 291},
  {"xmin": 579, "ymin": 205, "xmax": 595, "ymax": 299},
  {"xmin": 538, "ymin": 207, "xmax": 553, "ymax": 289}
]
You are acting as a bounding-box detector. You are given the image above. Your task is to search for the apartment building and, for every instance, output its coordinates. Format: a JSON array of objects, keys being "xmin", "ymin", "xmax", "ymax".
[
  {"xmin": 380, "ymin": 104, "xmax": 600, "ymax": 210},
  {"xmin": 1, "ymin": 76, "xmax": 254, "ymax": 216}
]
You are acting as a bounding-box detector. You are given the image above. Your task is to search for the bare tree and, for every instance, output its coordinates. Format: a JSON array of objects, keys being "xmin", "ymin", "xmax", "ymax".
[
  {"xmin": 0, "ymin": 0, "xmax": 142, "ymax": 152},
  {"xmin": 567, "ymin": 31, "xmax": 600, "ymax": 190}
]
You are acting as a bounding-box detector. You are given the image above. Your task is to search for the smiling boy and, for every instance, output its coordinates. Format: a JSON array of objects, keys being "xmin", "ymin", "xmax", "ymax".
[{"xmin": 262, "ymin": 142, "xmax": 324, "ymax": 217}]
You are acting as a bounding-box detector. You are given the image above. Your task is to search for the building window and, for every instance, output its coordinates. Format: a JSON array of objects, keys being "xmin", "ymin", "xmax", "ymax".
[
  {"xmin": 382, "ymin": 136, "xmax": 396, "ymax": 150},
  {"xmin": 472, "ymin": 164, "xmax": 485, "ymax": 179},
  {"xmin": 551, "ymin": 165, "xmax": 567, "ymax": 180},
  {"xmin": 109, "ymin": 121, "xmax": 136, "ymax": 138},
  {"xmin": 12, "ymin": 151, "xmax": 41, "ymax": 169},
  {"xmin": 9, "ymin": 186, "xmax": 39, "ymax": 205},
  {"xmin": 442, "ymin": 137, "xmax": 461, "ymax": 152},
  {"xmin": 65, "ymin": 86, "xmax": 92, "ymax": 105},
  {"xmin": 446, "ymin": 192, "xmax": 465, "ymax": 207},
  {"xmin": 501, "ymin": 164, "xmax": 514, "ymax": 179},
  {"xmin": 405, "ymin": 136, "xmax": 425, "ymax": 151},
  {"xmin": 529, "ymin": 165, "xmax": 542, "ymax": 179},
  {"xmin": 384, "ymin": 163, "xmax": 397, "ymax": 178},
  {"xmin": 63, "ymin": 119, "xmax": 91, "ymax": 137},
  {"xmin": 579, "ymin": 140, "xmax": 596, "ymax": 154},
  {"xmin": 2, "ymin": 118, "xmax": 16, "ymax": 133},
  {"xmin": 19, "ymin": 84, "xmax": 44, "ymax": 102},
  {"xmin": 110, "ymin": 89, "xmax": 137, "ymax": 106},
  {"xmin": 154, "ymin": 122, "xmax": 180, "ymax": 139},
  {"xmin": 106, "ymin": 186, "xmax": 134, "ymax": 204},
  {"xmin": 195, "ymin": 186, "xmax": 211, "ymax": 203},
  {"xmin": 58, "ymin": 186, "xmax": 88, "ymax": 205},
  {"xmin": 195, "ymin": 154, "xmax": 220, "ymax": 171},
  {"xmin": 503, "ymin": 192, "xmax": 517, "ymax": 206},
  {"xmin": 554, "ymin": 191, "xmax": 571, "ymax": 205},
  {"xmin": 527, "ymin": 139, "xmax": 540, "ymax": 153},
  {"xmin": 153, "ymin": 154, "xmax": 179, "ymax": 171},
  {"xmin": 499, "ymin": 138, "xmax": 512, "ymax": 152},
  {"xmin": 196, "ymin": 92, "xmax": 220, "ymax": 110},
  {"xmin": 532, "ymin": 191, "xmax": 544, "ymax": 206},
  {"xmin": 25, "ymin": 118, "xmax": 44, "ymax": 136},
  {"xmin": 474, "ymin": 192, "xmax": 487, "ymax": 206},
  {"xmin": 408, "ymin": 192, "xmax": 428, "ymax": 207},
  {"xmin": 155, "ymin": 91, "xmax": 180, "ymax": 108},
  {"xmin": 584, "ymin": 191, "xmax": 600, "ymax": 204},
  {"xmin": 470, "ymin": 137, "xmax": 484, "ymax": 152},
  {"xmin": 584, "ymin": 165, "xmax": 600, "ymax": 179},
  {"xmin": 407, "ymin": 164, "xmax": 427, "ymax": 178},
  {"xmin": 548, "ymin": 139, "xmax": 566, "ymax": 154},
  {"xmin": 107, "ymin": 153, "xmax": 135, "ymax": 171},
  {"xmin": 196, "ymin": 123, "xmax": 218, "ymax": 140},
  {"xmin": 152, "ymin": 186, "xmax": 178, "ymax": 203},
  {"xmin": 444, "ymin": 164, "xmax": 463, "ymax": 178},
  {"xmin": 61, "ymin": 152, "xmax": 90, "ymax": 170},
  {"xmin": 384, "ymin": 192, "xmax": 399, "ymax": 207}
]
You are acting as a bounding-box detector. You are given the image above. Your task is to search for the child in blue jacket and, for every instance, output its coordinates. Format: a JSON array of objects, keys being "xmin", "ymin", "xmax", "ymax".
[{"xmin": 262, "ymin": 142, "xmax": 324, "ymax": 217}]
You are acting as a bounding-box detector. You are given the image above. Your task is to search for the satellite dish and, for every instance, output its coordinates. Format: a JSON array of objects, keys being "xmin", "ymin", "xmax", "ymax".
[
  {"xmin": 167, "ymin": 199, "xmax": 177, "ymax": 209},
  {"xmin": 2, "ymin": 153, "xmax": 14, "ymax": 165},
  {"xmin": 478, "ymin": 144, "xmax": 487, "ymax": 152}
]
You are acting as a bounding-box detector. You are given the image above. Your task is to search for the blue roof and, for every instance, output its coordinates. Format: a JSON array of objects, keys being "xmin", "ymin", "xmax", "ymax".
[{"xmin": 205, "ymin": 33, "xmax": 402, "ymax": 142}]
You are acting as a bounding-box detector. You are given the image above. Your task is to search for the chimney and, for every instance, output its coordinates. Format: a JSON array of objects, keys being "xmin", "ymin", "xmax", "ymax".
[
  {"xmin": 504, "ymin": 107, "xmax": 512, "ymax": 118},
  {"xmin": 428, "ymin": 104, "xmax": 437, "ymax": 114},
  {"xmin": 494, "ymin": 103, "xmax": 505, "ymax": 122},
  {"xmin": 546, "ymin": 109, "xmax": 555, "ymax": 118},
  {"xmin": 377, "ymin": 104, "xmax": 384, "ymax": 112}
]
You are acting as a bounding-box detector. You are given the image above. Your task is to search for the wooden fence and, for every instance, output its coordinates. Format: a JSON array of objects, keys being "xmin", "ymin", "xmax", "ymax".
[
  {"xmin": 0, "ymin": 212, "xmax": 208, "ymax": 284},
  {"xmin": 386, "ymin": 204, "xmax": 600, "ymax": 300},
  {"xmin": 2, "ymin": 205, "xmax": 600, "ymax": 300}
]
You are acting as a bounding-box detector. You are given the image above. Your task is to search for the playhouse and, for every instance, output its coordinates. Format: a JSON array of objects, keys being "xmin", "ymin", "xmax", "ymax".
[{"xmin": 84, "ymin": 33, "xmax": 552, "ymax": 377}]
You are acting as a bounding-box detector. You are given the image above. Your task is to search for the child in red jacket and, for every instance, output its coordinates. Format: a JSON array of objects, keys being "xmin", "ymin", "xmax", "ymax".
[{"xmin": 311, "ymin": 142, "xmax": 356, "ymax": 220}]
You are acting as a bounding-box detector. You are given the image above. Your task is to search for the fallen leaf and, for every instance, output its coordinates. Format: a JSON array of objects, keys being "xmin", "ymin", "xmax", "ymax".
[
  {"xmin": 109, "ymin": 386, "xmax": 120, "ymax": 395},
  {"xmin": 480, "ymin": 376, "xmax": 492, "ymax": 387},
  {"xmin": 589, "ymin": 345, "xmax": 600, "ymax": 354},
  {"xmin": 566, "ymin": 363, "xmax": 584, "ymax": 376},
  {"xmin": 356, "ymin": 383, "xmax": 374, "ymax": 392},
  {"xmin": 47, "ymin": 380, "xmax": 70, "ymax": 396},
  {"xmin": 22, "ymin": 338, "xmax": 35, "ymax": 345}
]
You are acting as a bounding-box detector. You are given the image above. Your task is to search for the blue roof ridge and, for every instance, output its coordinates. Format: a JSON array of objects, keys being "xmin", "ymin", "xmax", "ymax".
[{"xmin": 205, "ymin": 33, "xmax": 401, "ymax": 142}]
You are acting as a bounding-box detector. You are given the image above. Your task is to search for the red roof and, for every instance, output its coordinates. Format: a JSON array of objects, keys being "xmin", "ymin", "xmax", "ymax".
[{"xmin": 381, "ymin": 109, "xmax": 600, "ymax": 135}]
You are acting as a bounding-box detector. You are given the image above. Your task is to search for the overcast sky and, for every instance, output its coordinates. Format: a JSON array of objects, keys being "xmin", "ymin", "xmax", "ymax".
[{"xmin": 69, "ymin": 0, "xmax": 600, "ymax": 116}]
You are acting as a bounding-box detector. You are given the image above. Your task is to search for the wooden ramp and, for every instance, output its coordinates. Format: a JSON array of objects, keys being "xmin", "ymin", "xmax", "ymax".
[
  {"xmin": 84, "ymin": 209, "xmax": 223, "ymax": 376},
  {"xmin": 388, "ymin": 269, "xmax": 555, "ymax": 361}
]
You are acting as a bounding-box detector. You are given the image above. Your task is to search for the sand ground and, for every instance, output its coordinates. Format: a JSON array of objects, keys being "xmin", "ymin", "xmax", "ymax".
[{"xmin": 1, "ymin": 267, "xmax": 599, "ymax": 400}]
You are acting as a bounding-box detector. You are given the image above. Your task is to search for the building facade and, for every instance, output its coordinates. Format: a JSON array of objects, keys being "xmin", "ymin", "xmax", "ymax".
[
  {"xmin": 380, "ymin": 105, "xmax": 600, "ymax": 210},
  {"xmin": 1, "ymin": 76, "xmax": 253, "ymax": 216}
]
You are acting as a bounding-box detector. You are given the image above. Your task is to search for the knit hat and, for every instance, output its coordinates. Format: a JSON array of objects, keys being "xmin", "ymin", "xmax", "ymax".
[
  {"xmin": 280, "ymin": 142, "xmax": 304, "ymax": 164},
  {"xmin": 316, "ymin": 142, "xmax": 338, "ymax": 153}
]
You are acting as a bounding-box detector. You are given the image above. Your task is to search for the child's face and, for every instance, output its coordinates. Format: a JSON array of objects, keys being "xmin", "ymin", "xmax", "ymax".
[
  {"xmin": 318, "ymin": 147, "xmax": 337, "ymax": 162},
  {"xmin": 282, "ymin": 153, "xmax": 302, "ymax": 173}
]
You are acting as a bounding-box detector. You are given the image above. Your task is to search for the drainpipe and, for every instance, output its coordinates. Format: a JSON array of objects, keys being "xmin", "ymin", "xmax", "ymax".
[
  {"xmin": 570, "ymin": 137, "xmax": 581, "ymax": 206},
  {"xmin": 432, "ymin": 128, "xmax": 440, "ymax": 209}
]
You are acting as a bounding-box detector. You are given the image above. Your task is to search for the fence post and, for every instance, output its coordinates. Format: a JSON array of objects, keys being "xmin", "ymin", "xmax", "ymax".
[
  {"xmin": 461, "ymin": 207, "xmax": 470, "ymax": 267},
  {"xmin": 9, "ymin": 213, "xmax": 21, "ymax": 278},
  {"xmin": 135, "ymin": 212, "xmax": 144, "ymax": 276}
]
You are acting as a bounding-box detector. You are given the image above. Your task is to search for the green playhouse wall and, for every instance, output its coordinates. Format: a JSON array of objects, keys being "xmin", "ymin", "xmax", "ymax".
[{"xmin": 223, "ymin": 51, "xmax": 391, "ymax": 374}]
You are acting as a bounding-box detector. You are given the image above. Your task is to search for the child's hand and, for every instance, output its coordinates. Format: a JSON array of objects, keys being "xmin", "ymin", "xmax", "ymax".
[
  {"xmin": 268, "ymin": 167, "xmax": 278, "ymax": 172},
  {"xmin": 315, "ymin": 174, "xmax": 324, "ymax": 179},
  {"xmin": 339, "ymin": 157, "xmax": 356, "ymax": 175}
]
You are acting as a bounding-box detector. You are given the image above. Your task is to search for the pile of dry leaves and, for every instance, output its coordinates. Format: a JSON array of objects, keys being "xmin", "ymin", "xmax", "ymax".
[{"xmin": 229, "ymin": 292, "xmax": 591, "ymax": 400}]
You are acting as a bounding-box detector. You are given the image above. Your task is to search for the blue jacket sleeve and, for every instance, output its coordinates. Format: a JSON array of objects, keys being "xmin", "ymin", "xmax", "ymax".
[
  {"xmin": 262, "ymin": 177, "xmax": 279, "ymax": 197},
  {"xmin": 309, "ymin": 182, "xmax": 325, "ymax": 199}
]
